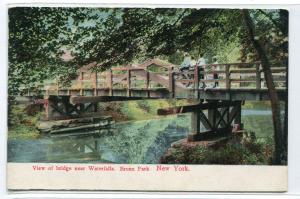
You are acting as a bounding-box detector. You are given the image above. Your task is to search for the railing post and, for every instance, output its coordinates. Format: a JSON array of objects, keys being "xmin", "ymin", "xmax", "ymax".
[
  {"xmin": 127, "ymin": 69, "xmax": 131, "ymax": 97},
  {"xmin": 225, "ymin": 65, "xmax": 231, "ymax": 89},
  {"xmin": 256, "ymin": 64, "xmax": 261, "ymax": 90},
  {"xmin": 93, "ymin": 72, "xmax": 98, "ymax": 96},
  {"xmin": 146, "ymin": 70, "xmax": 150, "ymax": 97},
  {"xmin": 107, "ymin": 70, "xmax": 112, "ymax": 96},
  {"xmin": 194, "ymin": 65, "xmax": 199, "ymax": 89},
  {"xmin": 168, "ymin": 67, "xmax": 174, "ymax": 98},
  {"xmin": 79, "ymin": 72, "xmax": 83, "ymax": 96},
  {"xmin": 56, "ymin": 78, "xmax": 59, "ymax": 96}
]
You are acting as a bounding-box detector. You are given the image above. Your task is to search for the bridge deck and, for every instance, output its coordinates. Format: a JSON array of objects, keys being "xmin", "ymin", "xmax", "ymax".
[{"xmin": 26, "ymin": 87, "xmax": 287, "ymax": 102}]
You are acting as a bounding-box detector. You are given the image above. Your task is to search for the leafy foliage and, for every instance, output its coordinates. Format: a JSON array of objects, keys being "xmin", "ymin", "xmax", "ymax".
[
  {"xmin": 160, "ymin": 135, "xmax": 275, "ymax": 165},
  {"xmin": 8, "ymin": 8, "xmax": 287, "ymax": 95},
  {"xmin": 8, "ymin": 105, "xmax": 41, "ymax": 138}
]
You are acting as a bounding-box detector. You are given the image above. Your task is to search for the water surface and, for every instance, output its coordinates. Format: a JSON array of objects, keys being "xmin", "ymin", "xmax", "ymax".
[{"xmin": 8, "ymin": 108, "xmax": 274, "ymax": 163}]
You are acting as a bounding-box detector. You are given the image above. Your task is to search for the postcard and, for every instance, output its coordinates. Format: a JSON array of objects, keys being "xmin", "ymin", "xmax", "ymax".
[{"xmin": 7, "ymin": 6, "xmax": 288, "ymax": 191}]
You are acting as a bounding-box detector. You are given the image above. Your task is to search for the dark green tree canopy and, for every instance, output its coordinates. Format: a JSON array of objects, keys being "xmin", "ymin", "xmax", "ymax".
[{"xmin": 8, "ymin": 7, "xmax": 288, "ymax": 95}]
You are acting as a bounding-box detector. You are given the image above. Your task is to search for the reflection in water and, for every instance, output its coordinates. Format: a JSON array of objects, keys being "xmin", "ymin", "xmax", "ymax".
[
  {"xmin": 46, "ymin": 134, "xmax": 111, "ymax": 163},
  {"xmin": 8, "ymin": 115, "xmax": 190, "ymax": 163},
  {"xmin": 8, "ymin": 109, "xmax": 275, "ymax": 163}
]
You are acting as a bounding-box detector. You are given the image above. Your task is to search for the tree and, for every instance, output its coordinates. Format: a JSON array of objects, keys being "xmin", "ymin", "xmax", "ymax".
[{"xmin": 241, "ymin": 9, "xmax": 286, "ymax": 164}]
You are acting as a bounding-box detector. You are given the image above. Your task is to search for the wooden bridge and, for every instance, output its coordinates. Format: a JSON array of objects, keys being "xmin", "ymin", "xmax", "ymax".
[
  {"xmin": 25, "ymin": 59, "xmax": 287, "ymax": 101},
  {"xmin": 22, "ymin": 59, "xmax": 287, "ymax": 141}
]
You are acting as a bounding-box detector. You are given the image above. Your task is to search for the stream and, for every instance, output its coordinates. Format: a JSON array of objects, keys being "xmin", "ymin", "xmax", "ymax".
[{"xmin": 8, "ymin": 109, "xmax": 274, "ymax": 164}]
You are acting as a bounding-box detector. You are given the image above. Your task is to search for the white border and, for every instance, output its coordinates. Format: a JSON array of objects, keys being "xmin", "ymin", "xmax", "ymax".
[{"xmin": 1, "ymin": 1, "xmax": 300, "ymax": 198}]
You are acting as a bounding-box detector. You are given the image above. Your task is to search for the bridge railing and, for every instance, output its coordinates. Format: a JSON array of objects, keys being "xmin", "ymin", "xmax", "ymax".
[
  {"xmin": 22, "ymin": 61, "xmax": 287, "ymax": 96},
  {"xmin": 173, "ymin": 61, "xmax": 287, "ymax": 90}
]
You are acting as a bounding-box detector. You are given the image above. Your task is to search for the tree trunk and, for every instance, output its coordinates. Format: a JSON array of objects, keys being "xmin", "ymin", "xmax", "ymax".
[
  {"xmin": 279, "ymin": 10, "xmax": 288, "ymax": 158},
  {"xmin": 241, "ymin": 10, "xmax": 285, "ymax": 164}
]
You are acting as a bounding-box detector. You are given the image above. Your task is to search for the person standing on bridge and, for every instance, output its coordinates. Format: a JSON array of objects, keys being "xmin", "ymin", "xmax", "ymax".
[
  {"xmin": 179, "ymin": 52, "xmax": 192, "ymax": 72},
  {"xmin": 196, "ymin": 53, "xmax": 206, "ymax": 88},
  {"xmin": 190, "ymin": 56, "xmax": 197, "ymax": 70},
  {"xmin": 212, "ymin": 57, "xmax": 219, "ymax": 88}
]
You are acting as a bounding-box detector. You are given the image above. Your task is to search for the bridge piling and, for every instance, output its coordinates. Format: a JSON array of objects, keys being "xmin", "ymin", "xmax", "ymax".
[
  {"xmin": 188, "ymin": 100, "xmax": 243, "ymax": 142},
  {"xmin": 191, "ymin": 107, "xmax": 201, "ymax": 134}
]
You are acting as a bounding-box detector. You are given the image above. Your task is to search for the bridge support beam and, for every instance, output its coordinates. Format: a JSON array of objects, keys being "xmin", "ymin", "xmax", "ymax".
[
  {"xmin": 158, "ymin": 100, "xmax": 243, "ymax": 142},
  {"xmin": 44, "ymin": 95, "xmax": 100, "ymax": 120},
  {"xmin": 188, "ymin": 100, "xmax": 243, "ymax": 141}
]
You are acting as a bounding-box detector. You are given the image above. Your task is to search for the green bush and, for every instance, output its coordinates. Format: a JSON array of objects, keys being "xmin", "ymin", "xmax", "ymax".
[
  {"xmin": 160, "ymin": 136, "xmax": 274, "ymax": 165},
  {"xmin": 8, "ymin": 104, "xmax": 41, "ymax": 139}
]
